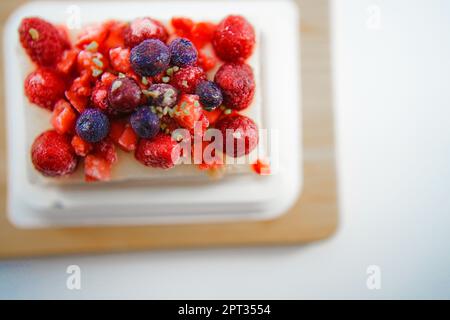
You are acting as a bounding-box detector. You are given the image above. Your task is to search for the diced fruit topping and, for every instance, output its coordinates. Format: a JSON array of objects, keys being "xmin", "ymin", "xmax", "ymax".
[
  {"xmin": 252, "ymin": 159, "xmax": 271, "ymax": 175},
  {"xmin": 169, "ymin": 66, "xmax": 206, "ymax": 94},
  {"xmin": 124, "ymin": 17, "xmax": 169, "ymax": 48},
  {"xmin": 75, "ymin": 23, "xmax": 109, "ymax": 49},
  {"xmin": 75, "ymin": 109, "xmax": 110, "ymax": 143},
  {"xmin": 77, "ymin": 49, "xmax": 107, "ymax": 78},
  {"xmin": 195, "ymin": 80, "xmax": 223, "ymax": 111},
  {"xmin": 197, "ymin": 49, "xmax": 217, "ymax": 72},
  {"xmin": 170, "ymin": 17, "xmax": 194, "ymax": 38},
  {"xmin": 65, "ymin": 72, "xmax": 92, "ymax": 113},
  {"xmin": 117, "ymin": 125, "xmax": 138, "ymax": 152},
  {"xmin": 190, "ymin": 22, "xmax": 216, "ymax": 48},
  {"xmin": 31, "ymin": 130, "xmax": 78, "ymax": 177},
  {"xmin": 172, "ymin": 94, "xmax": 204, "ymax": 130},
  {"xmin": 56, "ymin": 48, "xmax": 79, "ymax": 75},
  {"xmin": 84, "ymin": 154, "xmax": 111, "ymax": 182},
  {"xmin": 71, "ymin": 135, "xmax": 93, "ymax": 157},
  {"xmin": 135, "ymin": 133, "xmax": 181, "ymax": 169},
  {"xmin": 144, "ymin": 83, "xmax": 178, "ymax": 108},
  {"xmin": 51, "ymin": 100, "xmax": 77, "ymax": 134},
  {"xmin": 212, "ymin": 15, "xmax": 255, "ymax": 62},
  {"xmin": 130, "ymin": 106, "xmax": 160, "ymax": 139},
  {"xmin": 202, "ymin": 107, "xmax": 223, "ymax": 127},
  {"xmin": 102, "ymin": 20, "xmax": 127, "ymax": 52},
  {"xmin": 109, "ymin": 47, "xmax": 131, "ymax": 73},
  {"xmin": 107, "ymin": 77, "xmax": 142, "ymax": 114},
  {"xmin": 215, "ymin": 114, "xmax": 258, "ymax": 157},
  {"xmin": 169, "ymin": 38, "xmax": 197, "ymax": 67},
  {"xmin": 130, "ymin": 39, "xmax": 170, "ymax": 77},
  {"xmin": 214, "ymin": 63, "xmax": 255, "ymax": 110},
  {"xmin": 24, "ymin": 68, "xmax": 66, "ymax": 110},
  {"xmin": 93, "ymin": 139, "xmax": 118, "ymax": 164},
  {"xmin": 19, "ymin": 17, "xmax": 67, "ymax": 67}
]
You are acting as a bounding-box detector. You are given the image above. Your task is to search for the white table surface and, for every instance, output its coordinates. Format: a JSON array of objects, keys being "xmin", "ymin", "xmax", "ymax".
[{"xmin": 1, "ymin": 0, "xmax": 450, "ymax": 299}]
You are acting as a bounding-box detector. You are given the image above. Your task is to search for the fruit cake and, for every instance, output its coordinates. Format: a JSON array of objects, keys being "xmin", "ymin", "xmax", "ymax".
[{"xmin": 19, "ymin": 15, "xmax": 267, "ymax": 183}]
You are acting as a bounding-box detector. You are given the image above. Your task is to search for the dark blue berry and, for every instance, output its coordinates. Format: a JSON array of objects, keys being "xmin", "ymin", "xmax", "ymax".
[
  {"xmin": 76, "ymin": 109, "xmax": 110, "ymax": 143},
  {"xmin": 130, "ymin": 106, "xmax": 160, "ymax": 139},
  {"xmin": 146, "ymin": 83, "xmax": 178, "ymax": 108},
  {"xmin": 130, "ymin": 39, "xmax": 170, "ymax": 77},
  {"xmin": 169, "ymin": 38, "xmax": 197, "ymax": 67},
  {"xmin": 195, "ymin": 80, "xmax": 223, "ymax": 110}
]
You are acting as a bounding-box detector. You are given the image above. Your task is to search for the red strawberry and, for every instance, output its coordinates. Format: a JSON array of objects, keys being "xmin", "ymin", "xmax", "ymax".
[
  {"xmin": 109, "ymin": 47, "xmax": 131, "ymax": 73},
  {"xmin": 124, "ymin": 17, "xmax": 169, "ymax": 48},
  {"xmin": 75, "ymin": 23, "xmax": 109, "ymax": 49},
  {"xmin": 212, "ymin": 15, "xmax": 255, "ymax": 62},
  {"xmin": 65, "ymin": 72, "xmax": 92, "ymax": 113},
  {"xmin": 19, "ymin": 17, "xmax": 67, "ymax": 67},
  {"xmin": 102, "ymin": 20, "xmax": 127, "ymax": 53},
  {"xmin": 203, "ymin": 107, "xmax": 223, "ymax": 126},
  {"xmin": 84, "ymin": 154, "xmax": 111, "ymax": 182},
  {"xmin": 197, "ymin": 49, "xmax": 217, "ymax": 72},
  {"xmin": 93, "ymin": 139, "xmax": 118, "ymax": 164},
  {"xmin": 190, "ymin": 22, "xmax": 216, "ymax": 48},
  {"xmin": 77, "ymin": 49, "xmax": 108, "ymax": 78},
  {"xmin": 31, "ymin": 130, "xmax": 78, "ymax": 177},
  {"xmin": 56, "ymin": 48, "xmax": 79, "ymax": 75},
  {"xmin": 71, "ymin": 135, "xmax": 93, "ymax": 157},
  {"xmin": 215, "ymin": 114, "xmax": 259, "ymax": 157},
  {"xmin": 171, "ymin": 17, "xmax": 194, "ymax": 38},
  {"xmin": 51, "ymin": 99, "xmax": 77, "ymax": 134},
  {"xmin": 135, "ymin": 133, "xmax": 181, "ymax": 169},
  {"xmin": 214, "ymin": 63, "xmax": 255, "ymax": 110},
  {"xmin": 109, "ymin": 119, "xmax": 138, "ymax": 152},
  {"xmin": 169, "ymin": 66, "xmax": 206, "ymax": 94},
  {"xmin": 24, "ymin": 68, "xmax": 66, "ymax": 110}
]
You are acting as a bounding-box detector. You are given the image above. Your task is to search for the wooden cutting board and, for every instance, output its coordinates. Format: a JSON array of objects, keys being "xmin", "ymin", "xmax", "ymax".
[{"xmin": 0, "ymin": 0, "xmax": 338, "ymax": 259}]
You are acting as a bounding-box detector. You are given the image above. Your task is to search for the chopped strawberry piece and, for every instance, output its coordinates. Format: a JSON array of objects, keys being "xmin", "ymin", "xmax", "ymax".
[
  {"xmin": 71, "ymin": 135, "xmax": 93, "ymax": 157},
  {"xmin": 77, "ymin": 49, "xmax": 107, "ymax": 78},
  {"xmin": 171, "ymin": 17, "xmax": 194, "ymax": 38},
  {"xmin": 56, "ymin": 24, "xmax": 72, "ymax": 49},
  {"xmin": 190, "ymin": 22, "xmax": 216, "ymax": 48},
  {"xmin": 84, "ymin": 154, "xmax": 111, "ymax": 182},
  {"xmin": 51, "ymin": 99, "xmax": 77, "ymax": 134},
  {"xmin": 173, "ymin": 94, "xmax": 204, "ymax": 131},
  {"xmin": 102, "ymin": 20, "xmax": 127, "ymax": 53},
  {"xmin": 56, "ymin": 48, "xmax": 79, "ymax": 74},
  {"xmin": 75, "ymin": 23, "xmax": 109, "ymax": 49},
  {"xmin": 198, "ymin": 49, "xmax": 217, "ymax": 72},
  {"xmin": 118, "ymin": 125, "xmax": 138, "ymax": 152},
  {"xmin": 109, "ymin": 47, "xmax": 131, "ymax": 73},
  {"xmin": 94, "ymin": 139, "xmax": 117, "ymax": 164},
  {"xmin": 109, "ymin": 119, "xmax": 127, "ymax": 143},
  {"xmin": 90, "ymin": 82, "xmax": 109, "ymax": 110},
  {"xmin": 252, "ymin": 159, "xmax": 271, "ymax": 175},
  {"xmin": 203, "ymin": 107, "xmax": 222, "ymax": 126},
  {"xmin": 65, "ymin": 72, "xmax": 92, "ymax": 113},
  {"xmin": 100, "ymin": 72, "xmax": 118, "ymax": 86}
]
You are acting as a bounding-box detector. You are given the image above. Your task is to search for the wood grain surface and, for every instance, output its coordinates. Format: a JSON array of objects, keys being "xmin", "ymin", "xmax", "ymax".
[{"xmin": 0, "ymin": 0, "xmax": 338, "ymax": 259}]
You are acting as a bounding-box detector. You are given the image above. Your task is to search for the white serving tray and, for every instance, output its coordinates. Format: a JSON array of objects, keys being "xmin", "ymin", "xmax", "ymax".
[{"xmin": 4, "ymin": 0, "xmax": 302, "ymax": 228}]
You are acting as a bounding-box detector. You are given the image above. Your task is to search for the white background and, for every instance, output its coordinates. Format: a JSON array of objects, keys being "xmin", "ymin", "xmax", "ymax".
[{"xmin": 1, "ymin": 0, "xmax": 450, "ymax": 299}]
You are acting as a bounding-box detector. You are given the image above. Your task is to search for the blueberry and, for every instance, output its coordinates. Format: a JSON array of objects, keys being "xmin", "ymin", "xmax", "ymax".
[
  {"xmin": 195, "ymin": 81, "xmax": 223, "ymax": 110},
  {"xmin": 169, "ymin": 38, "xmax": 197, "ymax": 67},
  {"xmin": 130, "ymin": 39, "xmax": 170, "ymax": 76},
  {"xmin": 130, "ymin": 106, "xmax": 160, "ymax": 139},
  {"xmin": 108, "ymin": 77, "xmax": 142, "ymax": 114},
  {"xmin": 76, "ymin": 109, "xmax": 110, "ymax": 143},
  {"xmin": 145, "ymin": 84, "xmax": 178, "ymax": 108}
]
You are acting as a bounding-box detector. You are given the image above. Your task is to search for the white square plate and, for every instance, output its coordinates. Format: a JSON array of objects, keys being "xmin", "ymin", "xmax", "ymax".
[{"xmin": 4, "ymin": 0, "xmax": 302, "ymax": 228}]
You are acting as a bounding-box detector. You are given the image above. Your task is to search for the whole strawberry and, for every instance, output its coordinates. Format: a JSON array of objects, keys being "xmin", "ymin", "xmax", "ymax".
[
  {"xmin": 214, "ymin": 63, "xmax": 255, "ymax": 110},
  {"xmin": 31, "ymin": 130, "xmax": 78, "ymax": 177},
  {"xmin": 19, "ymin": 17, "xmax": 67, "ymax": 67},
  {"xmin": 135, "ymin": 133, "xmax": 181, "ymax": 169},
  {"xmin": 212, "ymin": 15, "xmax": 255, "ymax": 62},
  {"xmin": 24, "ymin": 68, "xmax": 66, "ymax": 110},
  {"xmin": 215, "ymin": 114, "xmax": 258, "ymax": 157}
]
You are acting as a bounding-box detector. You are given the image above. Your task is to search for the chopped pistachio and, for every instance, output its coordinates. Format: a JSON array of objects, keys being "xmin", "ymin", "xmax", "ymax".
[
  {"xmin": 166, "ymin": 68, "xmax": 173, "ymax": 76},
  {"xmin": 111, "ymin": 80, "xmax": 122, "ymax": 91},
  {"xmin": 181, "ymin": 80, "xmax": 188, "ymax": 88},
  {"xmin": 86, "ymin": 41, "xmax": 99, "ymax": 52},
  {"xmin": 173, "ymin": 66, "xmax": 180, "ymax": 72},
  {"xmin": 150, "ymin": 106, "xmax": 156, "ymax": 113},
  {"xmin": 93, "ymin": 57, "xmax": 104, "ymax": 68},
  {"xmin": 92, "ymin": 68, "xmax": 103, "ymax": 78},
  {"xmin": 163, "ymin": 106, "xmax": 169, "ymax": 115},
  {"xmin": 118, "ymin": 72, "xmax": 126, "ymax": 78},
  {"xmin": 219, "ymin": 105, "xmax": 226, "ymax": 111},
  {"xmin": 28, "ymin": 28, "xmax": 39, "ymax": 41},
  {"xmin": 162, "ymin": 76, "xmax": 170, "ymax": 83},
  {"xmin": 156, "ymin": 106, "xmax": 163, "ymax": 113},
  {"xmin": 160, "ymin": 123, "xmax": 167, "ymax": 130},
  {"xmin": 194, "ymin": 101, "xmax": 200, "ymax": 108},
  {"xmin": 224, "ymin": 109, "xmax": 232, "ymax": 115},
  {"xmin": 183, "ymin": 109, "xmax": 190, "ymax": 115},
  {"xmin": 141, "ymin": 77, "xmax": 148, "ymax": 85},
  {"xmin": 180, "ymin": 101, "xmax": 187, "ymax": 110},
  {"xmin": 165, "ymin": 128, "xmax": 170, "ymax": 134}
]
